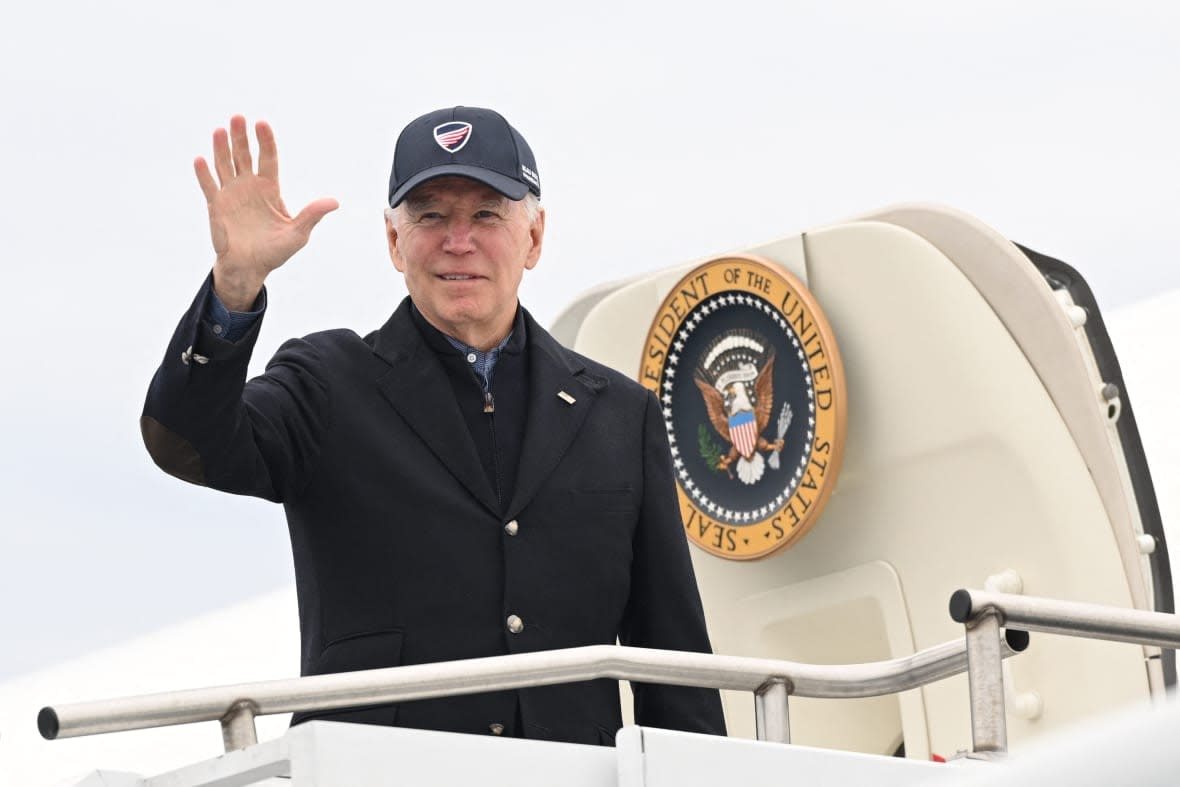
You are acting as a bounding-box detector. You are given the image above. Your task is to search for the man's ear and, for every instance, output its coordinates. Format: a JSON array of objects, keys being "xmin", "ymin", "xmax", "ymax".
[
  {"xmin": 524, "ymin": 206, "xmax": 546, "ymax": 271},
  {"xmin": 386, "ymin": 214, "xmax": 405, "ymax": 272}
]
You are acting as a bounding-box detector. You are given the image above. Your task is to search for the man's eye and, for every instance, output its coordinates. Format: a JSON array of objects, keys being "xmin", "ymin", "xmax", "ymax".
[
  {"xmin": 475, "ymin": 210, "xmax": 499, "ymax": 220},
  {"xmin": 418, "ymin": 212, "xmax": 444, "ymax": 222}
]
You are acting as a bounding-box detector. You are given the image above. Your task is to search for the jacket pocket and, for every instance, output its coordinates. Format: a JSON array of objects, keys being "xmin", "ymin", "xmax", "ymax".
[
  {"xmin": 291, "ymin": 628, "xmax": 405, "ymax": 727},
  {"xmin": 316, "ymin": 628, "xmax": 405, "ymax": 675}
]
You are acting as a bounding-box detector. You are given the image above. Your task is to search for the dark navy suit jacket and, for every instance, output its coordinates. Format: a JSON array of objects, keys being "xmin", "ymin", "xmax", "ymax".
[{"xmin": 141, "ymin": 276, "xmax": 726, "ymax": 745}]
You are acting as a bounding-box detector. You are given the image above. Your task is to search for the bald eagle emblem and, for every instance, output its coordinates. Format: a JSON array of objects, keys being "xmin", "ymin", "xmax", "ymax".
[
  {"xmin": 694, "ymin": 330, "xmax": 792, "ymax": 485},
  {"xmin": 640, "ymin": 257, "xmax": 846, "ymax": 559}
]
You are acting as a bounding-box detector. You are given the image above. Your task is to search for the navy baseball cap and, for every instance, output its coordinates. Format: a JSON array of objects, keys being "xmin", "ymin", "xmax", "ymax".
[{"xmin": 388, "ymin": 106, "xmax": 541, "ymax": 207}]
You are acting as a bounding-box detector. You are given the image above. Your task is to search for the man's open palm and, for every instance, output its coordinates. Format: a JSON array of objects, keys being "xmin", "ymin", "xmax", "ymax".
[{"xmin": 195, "ymin": 115, "xmax": 338, "ymax": 310}]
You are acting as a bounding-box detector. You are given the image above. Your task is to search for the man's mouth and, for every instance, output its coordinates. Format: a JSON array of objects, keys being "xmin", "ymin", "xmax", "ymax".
[{"xmin": 440, "ymin": 274, "xmax": 479, "ymax": 280}]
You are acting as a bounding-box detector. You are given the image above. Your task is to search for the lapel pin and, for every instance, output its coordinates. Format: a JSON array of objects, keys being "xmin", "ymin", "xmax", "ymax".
[{"xmin": 557, "ymin": 390, "xmax": 577, "ymax": 405}]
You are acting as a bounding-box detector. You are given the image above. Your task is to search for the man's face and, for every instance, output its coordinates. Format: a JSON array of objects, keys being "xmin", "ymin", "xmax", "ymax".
[{"xmin": 387, "ymin": 176, "xmax": 544, "ymax": 347}]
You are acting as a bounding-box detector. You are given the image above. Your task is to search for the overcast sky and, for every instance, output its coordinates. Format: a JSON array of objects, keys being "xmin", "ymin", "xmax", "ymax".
[{"xmin": 0, "ymin": 1, "xmax": 1177, "ymax": 683}]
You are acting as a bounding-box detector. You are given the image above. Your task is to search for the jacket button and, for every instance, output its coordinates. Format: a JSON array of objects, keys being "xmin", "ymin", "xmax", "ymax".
[
  {"xmin": 489, "ymin": 723, "xmax": 505, "ymax": 735},
  {"xmin": 504, "ymin": 519, "xmax": 519, "ymax": 536},
  {"xmin": 506, "ymin": 614, "xmax": 524, "ymax": 634}
]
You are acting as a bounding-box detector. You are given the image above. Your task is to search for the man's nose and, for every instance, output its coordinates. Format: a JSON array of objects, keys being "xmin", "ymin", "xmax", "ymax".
[{"xmin": 442, "ymin": 217, "xmax": 476, "ymax": 253}]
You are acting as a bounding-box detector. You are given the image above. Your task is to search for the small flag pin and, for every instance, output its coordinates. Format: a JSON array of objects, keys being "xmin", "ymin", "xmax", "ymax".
[{"xmin": 557, "ymin": 391, "xmax": 577, "ymax": 405}]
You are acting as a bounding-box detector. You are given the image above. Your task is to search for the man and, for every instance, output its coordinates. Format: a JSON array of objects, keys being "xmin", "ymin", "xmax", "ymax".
[{"xmin": 142, "ymin": 106, "xmax": 726, "ymax": 745}]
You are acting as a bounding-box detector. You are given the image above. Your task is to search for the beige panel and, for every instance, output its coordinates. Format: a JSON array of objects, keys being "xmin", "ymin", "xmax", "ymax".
[
  {"xmin": 573, "ymin": 262, "xmax": 699, "ymax": 372},
  {"xmin": 861, "ymin": 204, "xmax": 1153, "ymax": 615},
  {"xmin": 569, "ymin": 216, "xmax": 1150, "ymax": 757},
  {"xmin": 716, "ymin": 561, "xmax": 928, "ymax": 758},
  {"xmin": 548, "ymin": 275, "xmax": 644, "ymax": 348}
]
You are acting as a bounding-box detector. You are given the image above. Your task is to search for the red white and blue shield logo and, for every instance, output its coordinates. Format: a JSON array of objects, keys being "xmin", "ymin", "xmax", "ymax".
[
  {"xmin": 433, "ymin": 122, "xmax": 472, "ymax": 153},
  {"xmin": 728, "ymin": 409, "xmax": 758, "ymax": 459}
]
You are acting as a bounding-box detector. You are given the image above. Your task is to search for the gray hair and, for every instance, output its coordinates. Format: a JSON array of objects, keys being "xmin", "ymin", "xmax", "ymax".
[{"xmin": 385, "ymin": 191, "xmax": 541, "ymax": 229}]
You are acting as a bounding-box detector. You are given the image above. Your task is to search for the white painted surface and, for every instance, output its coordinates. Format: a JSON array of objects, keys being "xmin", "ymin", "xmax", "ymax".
[
  {"xmin": 133, "ymin": 722, "xmax": 614, "ymax": 787},
  {"xmin": 1107, "ymin": 289, "xmax": 1180, "ymax": 584},
  {"xmin": 616, "ymin": 726, "xmax": 968, "ymax": 787},
  {"xmin": 915, "ymin": 694, "xmax": 1180, "ymax": 787}
]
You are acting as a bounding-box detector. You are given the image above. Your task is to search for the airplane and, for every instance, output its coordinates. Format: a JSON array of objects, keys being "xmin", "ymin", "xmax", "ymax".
[{"xmin": 2, "ymin": 203, "xmax": 1176, "ymax": 785}]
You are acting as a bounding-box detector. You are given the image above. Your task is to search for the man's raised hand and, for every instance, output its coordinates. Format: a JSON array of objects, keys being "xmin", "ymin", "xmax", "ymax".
[{"xmin": 194, "ymin": 116, "xmax": 338, "ymax": 311}]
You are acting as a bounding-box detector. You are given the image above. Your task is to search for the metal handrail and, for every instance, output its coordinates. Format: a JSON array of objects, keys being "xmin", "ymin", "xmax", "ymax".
[
  {"xmin": 949, "ymin": 588, "xmax": 1180, "ymax": 757},
  {"xmin": 950, "ymin": 589, "xmax": 1180, "ymax": 648},
  {"xmin": 39, "ymin": 636, "xmax": 1026, "ymax": 752}
]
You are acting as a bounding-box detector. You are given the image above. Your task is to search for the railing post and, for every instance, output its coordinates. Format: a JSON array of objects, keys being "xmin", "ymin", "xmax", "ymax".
[
  {"xmin": 965, "ymin": 609, "xmax": 1008, "ymax": 755},
  {"xmin": 754, "ymin": 678, "xmax": 791, "ymax": 744},
  {"xmin": 220, "ymin": 700, "xmax": 259, "ymax": 752}
]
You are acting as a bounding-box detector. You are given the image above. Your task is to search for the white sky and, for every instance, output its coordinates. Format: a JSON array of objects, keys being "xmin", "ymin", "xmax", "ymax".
[{"xmin": 0, "ymin": 0, "xmax": 1177, "ymax": 690}]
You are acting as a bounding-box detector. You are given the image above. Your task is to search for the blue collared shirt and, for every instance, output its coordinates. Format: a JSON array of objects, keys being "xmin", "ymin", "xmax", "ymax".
[
  {"xmin": 441, "ymin": 332, "xmax": 512, "ymax": 392},
  {"xmin": 206, "ymin": 289, "xmax": 266, "ymax": 342}
]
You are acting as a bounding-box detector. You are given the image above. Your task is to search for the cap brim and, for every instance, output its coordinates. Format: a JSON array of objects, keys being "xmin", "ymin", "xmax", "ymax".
[{"xmin": 389, "ymin": 165, "xmax": 530, "ymax": 207}]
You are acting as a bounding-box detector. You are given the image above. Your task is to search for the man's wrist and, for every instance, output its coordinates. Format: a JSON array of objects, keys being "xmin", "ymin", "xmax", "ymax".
[
  {"xmin": 206, "ymin": 283, "xmax": 266, "ymax": 343},
  {"xmin": 212, "ymin": 267, "xmax": 266, "ymax": 312}
]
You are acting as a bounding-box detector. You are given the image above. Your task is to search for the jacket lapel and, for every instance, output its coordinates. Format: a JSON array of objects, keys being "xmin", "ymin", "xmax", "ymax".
[
  {"xmin": 371, "ymin": 300, "xmax": 501, "ymax": 516},
  {"xmin": 506, "ymin": 313, "xmax": 605, "ymax": 520}
]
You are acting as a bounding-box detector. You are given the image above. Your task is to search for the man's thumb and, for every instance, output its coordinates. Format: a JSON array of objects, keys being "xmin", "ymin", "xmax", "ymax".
[{"xmin": 295, "ymin": 198, "xmax": 340, "ymax": 234}]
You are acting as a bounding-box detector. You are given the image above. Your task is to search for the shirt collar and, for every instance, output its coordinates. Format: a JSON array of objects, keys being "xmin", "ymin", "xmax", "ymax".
[{"xmin": 408, "ymin": 302, "xmax": 528, "ymax": 357}]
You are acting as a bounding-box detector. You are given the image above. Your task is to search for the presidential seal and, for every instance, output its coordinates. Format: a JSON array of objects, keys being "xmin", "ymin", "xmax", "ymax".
[{"xmin": 640, "ymin": 256, "xmax": 847, "ymax": 560}]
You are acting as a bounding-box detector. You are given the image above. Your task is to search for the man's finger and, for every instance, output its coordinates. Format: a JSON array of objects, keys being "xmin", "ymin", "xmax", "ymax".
[
  {"xmin": 194, "ymin": 157, "xmax": 218, "ymax": 203},
  {"xmin": 293, "ymin": 198, "xmax": 340, "ymax": 235},
  {"xmin": 256, "ymin": 120, "xmax": 279, "ymax": 181},
  {"xmin": 229, "ymin": 115, "xmax": 253, "ymax": 177},
  {"xmin": 212, "ymin": 127, "xmax": 233, "ymax": 185}
]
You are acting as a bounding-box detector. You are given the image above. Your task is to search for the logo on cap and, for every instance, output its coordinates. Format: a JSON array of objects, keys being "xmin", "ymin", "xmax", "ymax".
[{"xmin": 433, "ymin": 122, "xmax": 473, "ymax": 153}]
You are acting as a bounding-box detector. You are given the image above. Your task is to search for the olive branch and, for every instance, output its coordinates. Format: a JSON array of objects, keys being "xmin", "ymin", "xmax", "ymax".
[{"xmin": 698, "ymin": 424, "xmax": 725, "ymax": 472}]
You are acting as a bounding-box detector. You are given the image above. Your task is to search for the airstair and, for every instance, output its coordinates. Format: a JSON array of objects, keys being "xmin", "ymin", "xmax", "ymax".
[{"xmin": 40, "ymin": 590, "xmax": 1180, "ymax": 786}]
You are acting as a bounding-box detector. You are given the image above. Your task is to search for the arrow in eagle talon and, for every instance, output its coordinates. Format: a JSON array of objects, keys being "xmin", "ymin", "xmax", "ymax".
[{"xmin": 768, "ymin": 402, "xmax": 792, "ymax": 470}]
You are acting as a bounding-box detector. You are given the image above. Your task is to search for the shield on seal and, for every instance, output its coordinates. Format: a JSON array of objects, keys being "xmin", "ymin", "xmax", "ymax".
[{"xmin": 729, "ymin": 409, "xmax": 757, "ymax": 458}]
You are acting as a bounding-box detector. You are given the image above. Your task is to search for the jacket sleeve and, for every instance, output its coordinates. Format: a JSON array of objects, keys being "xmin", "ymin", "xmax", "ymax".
[
  {"xmin": 140, "ymin": 274, "xmax": 330, "ymax": 503},
  {"xmin": 619, "ymin": 390, "xmax": 728, "ymax": 736}
]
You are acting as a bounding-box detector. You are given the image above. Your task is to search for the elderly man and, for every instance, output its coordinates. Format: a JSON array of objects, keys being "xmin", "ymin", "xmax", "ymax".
[{"xmin": 142, "ymin": 107, "xmax": 726, "ymax": 745}]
